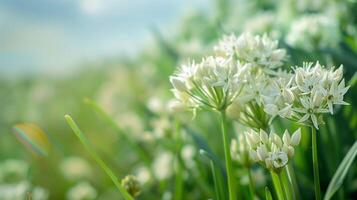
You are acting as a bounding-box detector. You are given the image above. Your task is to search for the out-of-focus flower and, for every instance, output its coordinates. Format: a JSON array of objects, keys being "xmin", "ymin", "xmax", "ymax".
[
  {"xmin": 31, "ymin": 186, "xmax": 49, "ymax": 200},
  {"xmin": 66, "ymin": 181, "xmax": 97, "ymax": 200},
  {"xmin": 60, "ymin": 157, "xmax": 92, "ymax": 182},
  {"xmin": 152, "ymin": 152, "xmax": 173, "ymax": 180},
  {"xmin": 215, "ymin": 32, "xmax": 286, "ymax": 71},
  {"xmin": 243, "ymin": 12, "xmax": 281, "ymax": 39},
  {"xmin": 245, "ymin": 129, "xmax": 301, "ymax": 172},
  {"xmin": 286, "ymin": 14, "xmax": 340, "ymax": 51},
  {"xmin": 0, "ymin": 181, "xmax": 30, "ymax": 200},
  {"xmin": 181, "ymin": 145, "xmax": 197, "ymax": 169},
  {"xmin": 121, "ymin": 175, "xmax": 141, "ymax": 198},
  {"xmin": 0, "ymin": 159, "xmax": 29, "ymax": 183},
  {"xmin": 134, "ymin": 166, "xmax": 151, "ymax": 185}
]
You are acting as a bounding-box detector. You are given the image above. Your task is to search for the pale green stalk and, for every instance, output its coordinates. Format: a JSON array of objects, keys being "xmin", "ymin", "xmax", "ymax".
[
  {"xmin": 270, "ymin": 171, "xmax": 285, "ymax": 200},
  {"xmin": 312, "ymin": 127, "xmax": 321, "ymax": 200},
  {"xmin": 220, "ymin": 111, "xmax": 237, "ymax": 200}
]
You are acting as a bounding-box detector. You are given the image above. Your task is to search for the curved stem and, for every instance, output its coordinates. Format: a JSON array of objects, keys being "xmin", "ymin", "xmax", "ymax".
[
  {"xmin": 220, "ymin": 111, "xmax": 237, "ymax": 200},
  {"xmin": 312, "ymin": 127, "xmax": 321, "ymax": 200}
]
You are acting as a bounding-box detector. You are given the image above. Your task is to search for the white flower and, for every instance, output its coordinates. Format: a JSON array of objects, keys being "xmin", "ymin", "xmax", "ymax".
[
  {"xmin": 322, "ymin": 79, "xmax": 350, "ymax": 114},
  {"xmin": 271, "ymin": 152, "xmax": 289, "ymax": 169},
  {"xmin": 294, "ymin": 96, "xmax": 329, "ymax": 129}
]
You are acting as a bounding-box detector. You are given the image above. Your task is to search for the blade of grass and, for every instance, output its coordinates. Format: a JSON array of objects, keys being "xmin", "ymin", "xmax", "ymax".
[
  {"xmin": 64, "ymin": 115, "xmax": 133, "ymax": 200},
  {"xmin": 324, "ymin": 140, "xmax": 357, "ymax": 200}
]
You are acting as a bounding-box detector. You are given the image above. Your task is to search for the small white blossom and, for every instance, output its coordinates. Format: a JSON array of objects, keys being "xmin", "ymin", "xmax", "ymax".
[{"xmin": 66, "ymin": 182, "xmax": 97, "ymax": 200}]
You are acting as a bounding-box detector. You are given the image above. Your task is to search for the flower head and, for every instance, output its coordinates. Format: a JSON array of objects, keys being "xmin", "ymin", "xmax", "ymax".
[
  {"xmin": 263, "ymin": 62, "xmax": 350, "ymax": 129},
  {"xmin": 170, "ymin": 56, "xmax": 246, "ymax": 112},
  {"xmin": 245, "ymin": 128, "xmax": 301, "ymax": 172}
]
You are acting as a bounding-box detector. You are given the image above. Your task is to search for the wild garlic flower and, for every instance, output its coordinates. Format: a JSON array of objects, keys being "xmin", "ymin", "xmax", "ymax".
[
  {"xmin": 170, "ymin": 56, "xmax": 247, "ymax": 112},
  {"xmin": 245, "ymin": 129, "xmax": 301, "ymax": 173},
  {"xmin": 215, "ymin": 32, "xmax": 286, "ymax": 71},
  {"xmin": 60, "ymin": 157, "xmax": 92, "ymax": 182},
  {"xmin": 264, "ymin": 62, "xmax": 349, "ymax": 129},
  {"xmin": 286, "ymin": 14, "xmax": 340, "ymax": 51}
]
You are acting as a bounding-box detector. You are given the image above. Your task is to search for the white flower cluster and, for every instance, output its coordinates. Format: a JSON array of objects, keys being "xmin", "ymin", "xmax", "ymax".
[
  {"xmin": 66, "ymin": 181, "xmax": 97, "ymax": 200},
  {"xmin": 286, "ymin": 14, "xmax": 340, "ymax": 51},
  {"xmin": 170, "ymin": 56, "xmax": 247, "ymax": 111},
  {"xmin": 245, "ymin": 129, "xmax": 301, "ymax": 172},
  {"xmin": 264, "ymin": 62, "xmax": 350, "ymax": 129},
  {"xmin": 170, "ymin": 32, "xmax": 286, "ymax": 113}
]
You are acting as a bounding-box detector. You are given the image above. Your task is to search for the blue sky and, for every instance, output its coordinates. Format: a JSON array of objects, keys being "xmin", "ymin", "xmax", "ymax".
[{"xmin": 0, "ymin": 0, "xmax": 209, "ymax": 75}]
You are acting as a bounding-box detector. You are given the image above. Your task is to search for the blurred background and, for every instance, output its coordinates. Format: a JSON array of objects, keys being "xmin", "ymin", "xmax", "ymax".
[{"xmin": 1, "ymin": 0, "xmax": 357, "ymax": 199}]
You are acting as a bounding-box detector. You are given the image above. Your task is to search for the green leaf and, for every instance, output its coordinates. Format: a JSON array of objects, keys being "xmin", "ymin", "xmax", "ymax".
[
  {"xmin": 13, "ymin": 123, "xmax": 51, "ymax": 157},
  {"xmin": 265, "ymin": 186, "xmax": 273, "ymax": 200},
  {"xmin": 324, "ymin": 140, "xmax": 357, "ymax": 200},
  {"xmin": 65, "ymin": 115, "xmax": 134, "ymax": 200}
]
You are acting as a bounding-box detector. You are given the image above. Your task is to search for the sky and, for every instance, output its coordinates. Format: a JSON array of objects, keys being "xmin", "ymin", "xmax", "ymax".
[{"xmin": 0, "ymin": 0, "xmax": 209, "ymax": 75}]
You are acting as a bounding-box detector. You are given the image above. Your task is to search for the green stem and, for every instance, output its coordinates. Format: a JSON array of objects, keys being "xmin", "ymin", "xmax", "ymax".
[
  {"xmin": 174, "ymin": 120, "xmax": 183, "ymax": 200},
  {"xmin": 278, "ymin": 172, "xmax": 288, "ymax": 200},
  {"xmin": 220, "ymin": 111, "xmax": 237, "ymax": 200},
  {"xmin": 311, "ymin": 127, "xmax": 321, "ymax": 200},
  {"xmin": 270, "ymin": 171, "xmax": 284, "ymax": 200},
  {"xmin": 247, "ymin": 168, "xmax": 255, "ymax": 200}
]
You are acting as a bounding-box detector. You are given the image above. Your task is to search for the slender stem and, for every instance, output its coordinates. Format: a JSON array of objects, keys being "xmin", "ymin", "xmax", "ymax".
[
  {"xmin": 311, "ymin": 127, "xmax": 321, "ymax": 200},
  {"xmin": 220, "ymin": 111, "xmax": 237, "ymax": 200},
  {"xmin": 270, "ymin": 171, "xmax": 284, "ymax": 200},
  {"xmin": 174, "ymin": 120, "xmax": 184, "ymax": 200},
  {"xmin": 278, "ymin": 172, "xmax": 288, "ymax": 200},
  {"xmin": 247, "ymin": 168, "xmax": 255, "ymax": 200}
]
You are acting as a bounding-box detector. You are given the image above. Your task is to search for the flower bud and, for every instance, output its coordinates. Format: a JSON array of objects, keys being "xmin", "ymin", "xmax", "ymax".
[
  {"xmin": 282, "ymin": 89, "xmax": 294, "ymax": 103},
  {"xmin": 257, "ymin": 145, "xmax": 268, "ymax": 161},
  {"xmin": 290, "ymin": 128, "xmax": 301, "ymax": 146},
  {"xmin": 272, "ymin": 133, "xmax": 283, "ymax": 148},
  {"xmin": 271, "ymin": 151, "xmax": 288, "ymax": 169},
  {"xmin": 121, "ymin": 175, "xmax": 141, "ymax": 197},
  {"xmin": 260, "ymin": 129, "xmax": 269, "ymax": 143},
  {"xmin": 333, "ymin": 65, "xmax": 343, "ymax": 81},
  {"xmin": 282, "ymin": 130, "xmax": 291, "ymax": 145}
]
